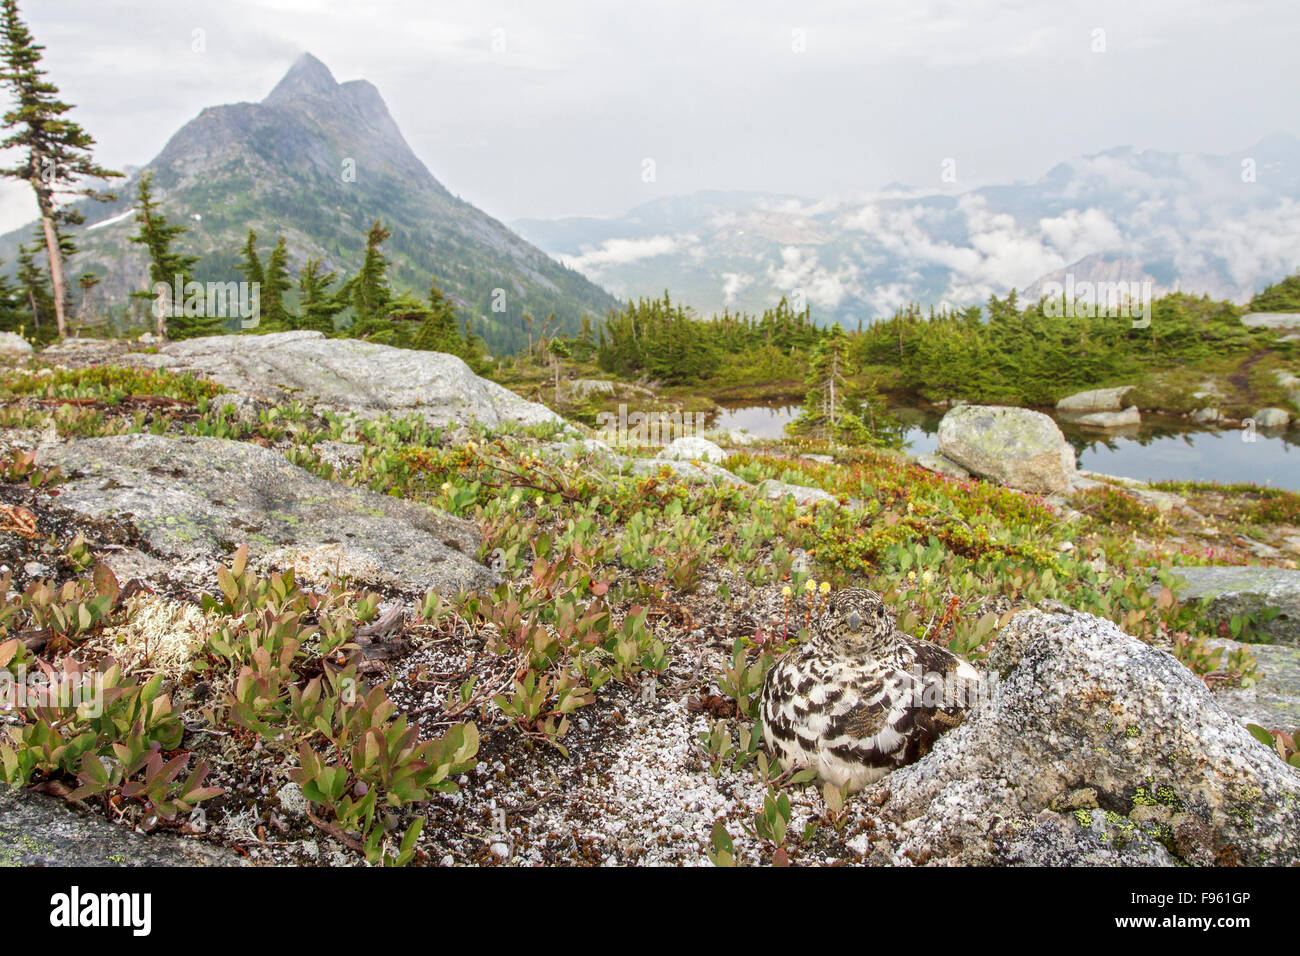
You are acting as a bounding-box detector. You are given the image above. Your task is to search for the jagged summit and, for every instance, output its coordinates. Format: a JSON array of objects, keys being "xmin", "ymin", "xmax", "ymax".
[
  {"xmin": 0, "ymin": 53, "xmax": 619, "ymax": 353},
  {"xmin": 263, "ymin": 52, "xmax": 338, "ymax": 103}
]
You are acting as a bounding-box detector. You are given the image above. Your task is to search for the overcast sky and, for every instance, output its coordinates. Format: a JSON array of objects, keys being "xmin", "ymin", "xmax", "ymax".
[{"xmin": 1, "ymin": 0, "xmax": 1296, "ymax": 234}]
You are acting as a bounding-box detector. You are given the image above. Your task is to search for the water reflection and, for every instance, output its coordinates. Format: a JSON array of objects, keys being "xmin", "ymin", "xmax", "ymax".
[{"xmin": 709, "ymin": 400, "xmax": 1300, "ymax": 490}]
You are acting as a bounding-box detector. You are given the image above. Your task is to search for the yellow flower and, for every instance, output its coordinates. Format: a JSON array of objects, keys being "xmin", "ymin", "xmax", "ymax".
[
  {"xmin": 907, "ymin": 570, "xmax": 916, "ymax": 583},
  {"xmin": 440, "ymin": 482, "xmax": 452, "ymax": 493},
  {"xmin": 535, "ymin": 495, "xmax": 544, "ymax": 506},
  {"xmin": 804, "ymin": 578, "xmax": 816, "ymax": 592},
  {"xmin": 922, "ymin": 570, "xmax": 934, "ymax": 588},
  {"xmin": 819, "ymin": 581, "xmax": 831, "ymax": 595},
  {"xmin": 782, "ymin": 585, "xmax": 792, "ymax": 598}
]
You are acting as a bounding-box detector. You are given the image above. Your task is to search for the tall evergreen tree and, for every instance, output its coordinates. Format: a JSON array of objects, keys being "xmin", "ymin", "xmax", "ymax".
[
  {"xmin": 297, "ymin": 258, "xmax": 343, "ymax": 334},
  {"xmin": 127, "ymin": 171, "xmax": 207, "ymax": 339},
  {"xmin": 75, "ymin": 270, "xmax": 100, "ymax": 329},
  {"xmin": 237, "ymin": 229, "xmax": 264, "ymax": 287},
  {"xmin": 0, "ymin": 0, "xmax": 121, "ymax": 338},
  {"xmin": 15, "ymin": 235, "xmax": 50, "ymax": 342},
  {"xmin": 343, "ymin": 220, "xmax": 392, "ymax": 334},
  {"xmin": 258, "ymin": 236, "xmax": 294, "ymax": 332},
  {"xmin": 0, "ymin": 260, "xmax": 26, "ymax": 333}
]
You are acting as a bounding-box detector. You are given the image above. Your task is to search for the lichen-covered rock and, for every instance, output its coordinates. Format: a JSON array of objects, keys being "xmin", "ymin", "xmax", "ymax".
[
  {"xmin": 756, "ymin": 478, "xmax": 838, "ymax": 507},
  {"xmin": 0, "ymin": 331, "xmax": 33, "ymax": 356},
  {"xmin": 914, "ymin": 452, "xmax": 970, "ymax": 480},
  {"xmin": 563, "ymin": 378, "xmax": 616, "ymax": 399},
  {"xmin": 656, "ymin": 436, "xmax": 727, "ymax": 464},
  {"xmin": 36, "ymin": 434, "xmax": 497, "ymax": 595},
  {"xmin": 873, "ymin": 609, "xmax": 1300, "ymax": 866},
  {"xmin": 1073, "ymin": 406, "xmax": 1141, "ymax": 429},
  {"xmin": 1253, "ymin": 407, "xmax": 1291, "ymax": 429},
  {"xmin": 1208, "ymin": 640, "xmax": 1300, "ymax": 730},
  {"xmin": 1164, "ymin": 565, "xmax": 1300, "ymax": 646},
  {"xmin": 0, "ymin": 787, "xmax": 240, "ymax": 866},
  {"xmin": 1055, "ymin": 386, "xmax": 1134, "ymax": 412},
  {"xmin": 936, "ymin": 404, "xmax": 1076, "ymax": 494},
  {"xmin": 120, "ymin": 331, "xmax": 559, "ymax": 428},
  {"xmin": 628, "ymin": 457, "xmax": 750, "ymax": 487}
]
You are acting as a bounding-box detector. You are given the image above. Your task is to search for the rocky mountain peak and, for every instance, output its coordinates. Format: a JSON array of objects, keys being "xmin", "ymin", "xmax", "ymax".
[{"xmin": 263, "ymin": 52, "xmax": 338, "ymax": 104}]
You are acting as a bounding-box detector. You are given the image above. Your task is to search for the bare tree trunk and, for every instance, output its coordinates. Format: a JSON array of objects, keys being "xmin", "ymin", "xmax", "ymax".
[{"xmin": 35, "ymin": 186, "xmax": 67, "ymax": 338}]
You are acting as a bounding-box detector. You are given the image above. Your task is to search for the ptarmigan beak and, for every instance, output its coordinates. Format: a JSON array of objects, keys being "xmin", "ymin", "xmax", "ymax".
[{"xmin": 847, "ymin": 609, "xmax": 862, "ymax": 631}]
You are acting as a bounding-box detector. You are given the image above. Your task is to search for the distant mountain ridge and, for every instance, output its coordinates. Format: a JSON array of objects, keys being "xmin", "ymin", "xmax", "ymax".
[
  {"xmin": 513, "ymin": 133, "xmax": 1300, "ymax": 323},
  {"xmin": 1, "ymin": 54, "xmax": 619, "ymax": 352}
]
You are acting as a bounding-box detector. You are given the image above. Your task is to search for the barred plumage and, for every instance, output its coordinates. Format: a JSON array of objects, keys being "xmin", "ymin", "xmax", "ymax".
[{"xmin": 761, "ymin": 587, "xmax": 981, "ymax": 791}]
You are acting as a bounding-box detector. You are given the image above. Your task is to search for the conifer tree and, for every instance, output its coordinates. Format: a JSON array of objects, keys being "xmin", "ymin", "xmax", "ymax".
[
  {"xmin": 411, "ymin": 279, "xmax": 462, "ymax": 354},
  {"xmin": 297, "ymin": 258, "xmax": 342, "ymax": 334},
  {"xmin": 127, "ymin": 171, "xmax": 207, "ymax": 339},
  {"xmin": 237, "ymin": 229, "xmax": 264, "ymax": 289},
  {"xmin": 0, "ymin": 259, "xmax": 25, "ymax": 333},
  {"xmin": 15, "ymin": 235, "xmax": 50, "ymax": 341},
  {"xmin": 258, "ymin": 236, "xmax": 294, "ymax": 332},
  {"xmin": 0, "ymin": 0, "xmax": 121, "ymax": 337},
  {"xmin": 76, "ymin": 270, "xmax": 100, "ymax": 329},
  {"xmin": 343, "ymin": 220, "xmax": 392, "ymax": 334}
]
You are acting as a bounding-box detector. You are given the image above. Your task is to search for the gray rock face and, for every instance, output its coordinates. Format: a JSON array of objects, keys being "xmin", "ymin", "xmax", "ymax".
[
  {"xmin": 36, "ymin": 434, "xmax": 497, "ymax": 595},
  {"xmin": 1165, "ymin": 565, "xmax": 1300, "ymax": 646},
  {"xmin": 122, "ymin": 331, "xmax": 560, "ymax": 429},
  {"xmin": 756, "ymin": 478, "xmax": 838, "ymax": 507},
  {"xmin": 628, "ymin": 457, "xmax": 750, "ymax": 487},
  {"xmin": 1242, "ymin": 312, "xmax": 1300, "ymax": 330},
  {"xmin": 1252, "ymin": 407, "xmax": 1291, "ymax": 429},
  {"xmin": 1208, "ymin": 640, "xmax": 1300, "ymax": 730},
  {"xmin": 914, "ymin": 452, "xmax": 971, "ymax": 480},
  {"xmin": 563, "ymin": 379, "xmax": 616, "ymax": 399},
  {"xmin": 1055, "ymin": 386, "xmax": 1134, "ymax": 412},
  {"xmin": 0, "ymin": 331, "xmax": 33, "ymax": 356},
  {"xmin": 876, "ymin": 609, "xmax": 1300, "ymax": 866},
  {"xmin": 1073, "ymin": 406, "xmax": 1141, "ymax": 429},
  {"xmin": 1191, "ymin": 407, "xmax": 1222, "ymax": 425},
  {"xmin": 656, "ymin": 436, "xmax": 727, "ymax": 464},
  {"xmin": 936, "ymin": 404, "xmax": 1077, "ymax": 494},
  {"xmin": 0, "ymin": 787, "xmax": 240, "ymax": 866}
]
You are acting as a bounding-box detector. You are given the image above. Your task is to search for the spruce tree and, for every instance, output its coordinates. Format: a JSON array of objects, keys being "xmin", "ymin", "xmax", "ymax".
[
  {"xmin": 297, "ymin": 258, "xmax": 342, "ymax": 334},
  {"xmin": 344, "ymin": 220, "xmax": 392, "ymax": 335},
  {"xmin": 127, "ymin": 171, "xmax": 208, "ymax": 339},
  {"xmin": 0, "ymin": 0, "xmax": 121, "ymax": 338},
  {"xmin": 0, "ymin": 261, "xmax": 25, "ymax": 333},
  {"xmin": 258, "ymin": 236, "xmax": 294, "ymax": 332},
  {"xmin": 15, "ymin": 235, "xmax": 51, "ymax": 342},
  {"xmin": 75, "ymin": 270, "xmax": 100, "ymax": 330},
  {"xmin": 237, "ymin": 229, "xmax": 264, "ymax": 289},
  {"xmin": 411, "ymin": 279, "xmax": 462, "ymax": 354}
]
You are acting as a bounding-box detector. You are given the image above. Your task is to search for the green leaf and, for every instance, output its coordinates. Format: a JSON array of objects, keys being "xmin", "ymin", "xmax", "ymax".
[{"xmin": 1246, "ymin": 723, "xmax": 1275, "ymax": 748}]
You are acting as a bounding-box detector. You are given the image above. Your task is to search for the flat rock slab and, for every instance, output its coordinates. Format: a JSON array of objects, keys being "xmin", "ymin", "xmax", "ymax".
[
  {"xmin": 0, "ymin": 787, "xmax": 240, "ymax": 866},
  {"xmin": 756, "ymin": 478, "xmax": 838, "ymax": 506},
  {"xmin": 121, "ymin": 331, "xmax": 561, "ymax": 429},
  {"xmin": 37, "ymin": 434, "xmax": 496, "ymax": 595},
  {"xmin": 628, "ymin": 458, "xmax": 751, "ymax": 488},
  {"xmin": 1055, "ymin": 385, "xmax": 1134, "ymax": 412},
  {"xmin": 1209, "ymin": 640, "xmax": 1300, "ymax": 730},
  {"xmin": 1165, "ymin": 565, "xmax": 1300, "ymax": 646}
]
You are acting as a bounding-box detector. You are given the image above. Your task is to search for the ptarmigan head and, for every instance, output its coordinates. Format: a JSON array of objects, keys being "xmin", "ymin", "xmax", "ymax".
[{"xmin": 814, "ymin": 587, "xmax": 897, "ymax": 658}]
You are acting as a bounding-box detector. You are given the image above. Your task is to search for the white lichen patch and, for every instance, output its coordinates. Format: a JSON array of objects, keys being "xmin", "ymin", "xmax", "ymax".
[{"xmin": 99, "ymin": 594, "xmax": 218, "ymax": 676}]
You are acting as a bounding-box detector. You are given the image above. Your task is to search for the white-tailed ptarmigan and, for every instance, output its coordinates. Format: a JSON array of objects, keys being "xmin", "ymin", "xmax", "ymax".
[{"xmin": 761, "ymin": 587, "xmax": 982, "ymax": 791}]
